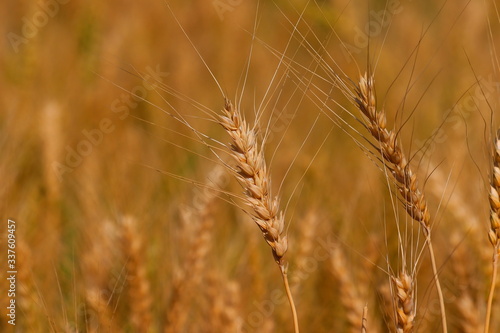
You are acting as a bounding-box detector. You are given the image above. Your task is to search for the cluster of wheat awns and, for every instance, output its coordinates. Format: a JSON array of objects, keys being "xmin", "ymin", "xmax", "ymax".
[{"xmin": 214, "ymin": 70, "xmax": 499, "ymax": 332}]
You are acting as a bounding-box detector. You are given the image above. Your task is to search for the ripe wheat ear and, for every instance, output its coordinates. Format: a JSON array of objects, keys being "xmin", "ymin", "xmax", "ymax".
[
  {"xmin": 353, "ymin": 73, "xmax": 447, "ymax": 333},
  {"xmin": 485, "ymin": 130, "xmax": 500, "ymax": 333},
  {"xmin": 219, "ymin": 98, "xmax": 299, "ymax": 333}
]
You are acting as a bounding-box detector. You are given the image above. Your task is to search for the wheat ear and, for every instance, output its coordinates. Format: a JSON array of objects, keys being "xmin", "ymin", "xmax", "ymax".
[
  {"xmin": 485, "ymin": 131, "xmax": 500, "ymax": 333},
  {"xmin": 354, "ymin": 73, "xmax": 447, "ymax": 332},
  {"xmin": 219, "ymin": 99, "xmax": 298, "ymax": 333},
  {"xmin": 449, "ymin": 234, "xmax": 482, "ymax": 333},
  {"xmin": 329, "ymin": 242, "xmax": 377, "ymax": 333},
  {"xmin": 120, "ymin": 216, "xmax": 152, "ymax": 333},
  {"xmin": 165, "ymin": 167, "xmax": 221, "ymax": 333},
  {"xmin": 392, "ymin": 272, "xmax": 415, "ymax": 333}
]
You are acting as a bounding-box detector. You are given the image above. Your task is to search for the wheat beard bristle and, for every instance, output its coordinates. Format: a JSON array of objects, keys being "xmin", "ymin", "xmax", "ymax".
[{"xmin": 219, "ymin": 98, "xmax": 288, "ymax": 266}]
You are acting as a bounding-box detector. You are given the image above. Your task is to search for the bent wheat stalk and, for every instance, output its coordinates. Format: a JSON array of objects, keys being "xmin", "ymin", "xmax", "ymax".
[
  {"xmin": 354, "ymin": 73, "xmax": 447, "ymax": 332},
  {"xmin": 485, "ymin": 131, "xmax": 500, "ymax": 333},
  {"xmin": 219, "ymin": 99, "xmax": 298, "ymax": 333}
]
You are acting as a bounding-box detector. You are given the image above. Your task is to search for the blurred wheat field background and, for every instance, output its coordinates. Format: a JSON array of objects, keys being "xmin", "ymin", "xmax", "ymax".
[{"xmin": 1, "ymin": 0, "xmax": 500, "ymax": 332}]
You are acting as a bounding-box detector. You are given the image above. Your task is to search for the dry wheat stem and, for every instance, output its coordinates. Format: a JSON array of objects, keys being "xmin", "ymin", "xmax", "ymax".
[
  {"xmin": 354, "ymin": 73, "xmax": 447, "ymax": 332},
  {"xmin": 219, "ymin": 99, "xmax": 298, "ymax": 333},
  {"xmin": 485, "ymin": 131, "xmax": 500, "ymax": 333}
]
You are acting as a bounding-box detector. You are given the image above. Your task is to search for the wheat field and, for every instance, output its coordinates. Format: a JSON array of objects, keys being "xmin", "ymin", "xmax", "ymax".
[{"xmin": 1, "ymin": 0, "xmax": 500, "ymax": 332}]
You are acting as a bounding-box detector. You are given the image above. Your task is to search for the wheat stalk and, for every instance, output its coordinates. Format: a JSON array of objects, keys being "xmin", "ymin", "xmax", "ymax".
[
  {"xmin": 485, "ymin": 130, "xmax": 500, "ymax": 333},
  {"xmin": 219, "ymin": 98, "xmax": 298, "ymax": 332},
  {"xmin": 353, "ymin": 73, "xmax": 447, "ymax": 332}
]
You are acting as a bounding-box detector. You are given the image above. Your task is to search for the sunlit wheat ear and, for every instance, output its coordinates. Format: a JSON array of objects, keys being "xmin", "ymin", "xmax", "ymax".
[
  {"xmin": 219, "ymin": 99, "xmax": 288, "ymax": 266},
  {"xmin": 485, "ymin": 130, "xmax": 500, "ymax": 333},
  {"xmin": 392, "ymin": 271, "xmax": 415, "ymax": 333},
  {"xmin": 219, "ymin": 99, "xmax": 298, "ymax": 332},
  {"xmin": 355, "ymin": 74, "xmax": 430, "ymax": 227},
  {"xmin": 353, "ymin": 73, "xmax": 447, "ymax": 332}
]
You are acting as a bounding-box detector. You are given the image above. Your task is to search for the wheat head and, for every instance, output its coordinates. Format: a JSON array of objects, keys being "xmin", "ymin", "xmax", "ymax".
[
  {"xmin": 355, "ymin": 74, "xmax": 430, "ymax": 228},
  {"xmin": 392, "ymin": 271, "xmax": 415, "ymax": 333},
  {"xmin": 219, "ymin": 98, "xmax": 288, "ymax": 267}
]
